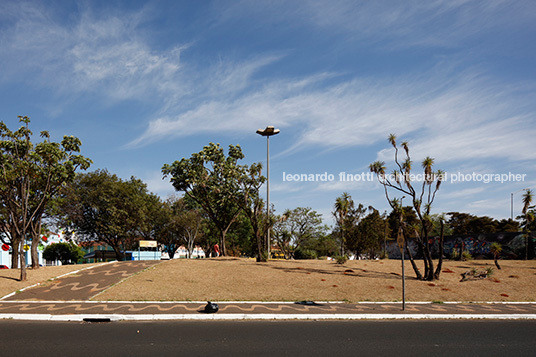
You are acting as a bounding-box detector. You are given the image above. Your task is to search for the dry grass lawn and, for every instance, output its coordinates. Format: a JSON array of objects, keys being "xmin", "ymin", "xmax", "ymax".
[
  {"xmin": 0, "ymin": 263, "xmax": 98, "ymax": 298},
  {"xmin": 95, "ymin": 258, "xmax": 536, "ymax": 302}
]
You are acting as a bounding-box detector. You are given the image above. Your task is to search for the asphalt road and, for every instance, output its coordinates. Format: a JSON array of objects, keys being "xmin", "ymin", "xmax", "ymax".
[{"xmin": 1, "ymin": 320, "xmax": 534, "ymax": 356}]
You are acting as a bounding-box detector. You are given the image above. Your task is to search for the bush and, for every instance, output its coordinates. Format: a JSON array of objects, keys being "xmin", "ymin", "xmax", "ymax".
[
  {"xmin": 294, "ymin": 248, "xmax": 318, "ymax": 260},
  {"xmin": 334, "ymin": 255, "xmax": 348, "ymax": 265},
  {"xmin": 43, "ymin": 242, "xmax": 84, "ymax": 264},
  {"xmin": 462, "ymin": 250, "xmax": 473, "ymax": 261}
]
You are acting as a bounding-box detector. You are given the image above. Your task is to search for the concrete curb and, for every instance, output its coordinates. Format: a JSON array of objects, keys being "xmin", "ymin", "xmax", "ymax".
[
  {"xmin": 0, "ymin": 300, "xmax": 535, "ymax": 305},
  {"xmin": 2, "ymin": 313, "xmax": 536, "ymax": 321}
]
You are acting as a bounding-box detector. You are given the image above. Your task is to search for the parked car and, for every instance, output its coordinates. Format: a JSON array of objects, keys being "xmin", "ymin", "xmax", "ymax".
[{"xmin": 0, "ymin": 265, "xmax": 9, "ymax": 269}]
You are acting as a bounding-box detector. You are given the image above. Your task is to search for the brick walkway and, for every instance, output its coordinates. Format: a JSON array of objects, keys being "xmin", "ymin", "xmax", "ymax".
[
  {"xmin": 0, "ymin": 301, "xmax": 535, "ymax": 317},
  {"xmin": 3, "ymin": 260, "xmax": 158, "ymax": 301}
]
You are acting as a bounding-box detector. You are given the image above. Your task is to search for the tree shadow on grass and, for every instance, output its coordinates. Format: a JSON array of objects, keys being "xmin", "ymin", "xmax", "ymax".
[
  {"xmin": 0, "ymin": 275, "xmax": 19, "ymax": 282},
  {"xmin": 267, "ymin": 265, "xmax": 406, "ymax": 281}
]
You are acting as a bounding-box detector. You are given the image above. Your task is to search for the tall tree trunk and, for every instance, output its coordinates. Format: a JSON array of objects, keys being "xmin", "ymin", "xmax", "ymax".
[
  {"xmin": 30, "ymin": 219, "xmax": 42, "ymax": 269},
  {"xmin": 256, "ymin": 230, "xmax": 266, "ymax": 262},
  {"xmin": 19, "ymin": 240, "xmax": 27, "ymax": 281},
  {"xmin": 525, "ymin": 234, "xmax": 529, "ymax": 260},
  {"xmin": 111, "ymin": 245, "xmax": 125, "ymax": 261},
  {"xmin": 494, "ymin": 254, "xmax": 501, "ymax": 270},
  {"xmin": 11, "ymin": 241, "xmax": 19, "ymax": 269},
  {"xmin": 434, "ymin": 220, "xmax": 445, "ymax": 280},
  {"xmin": 220, "ymin": 230, "xmax": 227, "ymax": 257},
  {"xmin": 405, "ymin": 239, "xmax": 422, "ymax": 280},
  {"xmin": 30, "ymin": 241, "xmax": 39, "ymax": 269}
]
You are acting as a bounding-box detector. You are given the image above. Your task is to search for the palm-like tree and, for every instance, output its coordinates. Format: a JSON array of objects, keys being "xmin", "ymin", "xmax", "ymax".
[
  {"xmin": 521, "ymin": 189, "xmax": 534, "ymax": 260},
  {"xmin": 422, "ymin": 157, "xmax": 434, "ymax": 183},
  {"xmin": 333, "ymin": 192, "xmax": 353, "ymax": 255},
  {"xmin": 490, "ymin": 242, "xmax": 502, "ymax": 270},
  {"xmin": 370, "ymin": 134, "xmax": 443, "ymax": 281},
  {"xmin": 522, "ymin": 189, "xmax": 533, "ymax": 215}
]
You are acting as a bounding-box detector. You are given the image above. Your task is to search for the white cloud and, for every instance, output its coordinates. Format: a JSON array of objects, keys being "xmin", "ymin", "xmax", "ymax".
[
  {"xmin": 0, "ymin": 3, "xmax": 186, "ymax": 105},
  {"xmin": 2, "ymin": 1, "xmax": 535, "ymax": 171},
  {"xmin": 298, "ymin": 0, "xmax": 536, "ymax": 48},
  {"xmin": 142, "ymin": 170, "xmax": 176, "ymax": 198}
]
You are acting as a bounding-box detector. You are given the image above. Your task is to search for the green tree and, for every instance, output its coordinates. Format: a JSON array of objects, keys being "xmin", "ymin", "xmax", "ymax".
[
  {"xmin": 162, "ymin": 143, "xmax": 262, "ymax": 257},
  {"xmin": 43, "ymin": 242, "xmax": 84, "ymax": 265},
  {"xmin": 58, "ymin": 170, "xmax": 153, "ymax": 261},
  {"xmin": 521, "ymin": 189, "xmax": 534, "ymax": 260},
  {"xmin": 496, "ymin": 218, "xmax": 520, "ymax": 232},
  {"xmin": 273, "ymin": 207, "xmax": 328, "ymax": 259},
  {"xmin": 0, "ymin": 116, "xmax": 91, "ymax": 280},
  {"xmin": 157, "ymin": 196, "xmax": 205, "ymax": 259},
  {"xmin": 348, "ymin": 208, "xmax": 385, "ymax": 259},
  {"xmin": 333, "ymin": 192, "xmax": 353, "ymax": 256},
  {"xmin": 370, "ymin": 134, "xmax": 444, "ymax": 281},
  {"xmin": 235, "ymin": 161, "xmax": 267, "ymax": 261}
]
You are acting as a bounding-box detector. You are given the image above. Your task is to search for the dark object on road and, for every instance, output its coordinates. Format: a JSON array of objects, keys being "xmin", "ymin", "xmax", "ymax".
[
  {"xmin": 295, "ymin": 301, "xmax": 323, "ymax": 306},
  {"xmin": 0, "ymin": 265, "xmax": 8, "ymax": 269},
  {"xmin": 204, "ymin": 301, "xmax": 219, "ymax": 313}
]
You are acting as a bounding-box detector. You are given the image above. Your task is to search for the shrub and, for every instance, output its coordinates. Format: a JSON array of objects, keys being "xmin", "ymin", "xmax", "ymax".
[
  {"xmin": 43, "ymin": 242, "xmax": 84, "ymax": 265},
  {"xmin": 461, "ymin": 250, "xmax": 473, "ymax": 261},
  {"xmin": 294, "ymin": 248, "xmax": 318, "ymax": 260},
  {"xmin": 334, "ymin": 255, "xmax": 348, "ymax": 265}
]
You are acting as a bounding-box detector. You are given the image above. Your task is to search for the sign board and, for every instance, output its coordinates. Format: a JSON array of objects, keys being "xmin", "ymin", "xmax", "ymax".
[
  {"xmin": 139, "ymin": 240, "xmax": 158, "ymax": 248},
  {"xmin": 397, "ymin": 228, "xmax": 404, "ymax": 253}
]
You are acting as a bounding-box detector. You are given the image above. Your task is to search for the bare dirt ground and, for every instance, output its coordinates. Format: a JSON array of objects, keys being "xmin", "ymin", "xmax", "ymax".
[
  {"xmin": 0, "ymin": 264, "xmax": 98, "ymax": 298},
  {"xmin": 95, "ymin": 258, "xmax": 536, "ymax": 302}
]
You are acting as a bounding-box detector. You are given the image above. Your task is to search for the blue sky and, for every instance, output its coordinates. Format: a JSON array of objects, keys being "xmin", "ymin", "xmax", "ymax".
[{"xmin": 1, "ymin": 0, "xmax": 535, "ymax": 223}]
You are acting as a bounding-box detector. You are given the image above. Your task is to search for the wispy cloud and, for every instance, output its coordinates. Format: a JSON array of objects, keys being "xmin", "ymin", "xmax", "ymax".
[
  {"xmin": 2, "ymin": 1, "xmax": 535, "ymax": 170},
  {"xmin": 298, "ymin": 0, "xmax": 536, "ymax": 48},
  {"xmin": 0, "ymin": 2, "xmax": 185, "ymax": 105},
  {"xmin": 132, "ymin": 59, "xmax": 536, "ymax": 167}
]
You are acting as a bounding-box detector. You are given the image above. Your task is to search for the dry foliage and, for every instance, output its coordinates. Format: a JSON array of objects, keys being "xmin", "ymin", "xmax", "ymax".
[{"xmin": 95, "ymin": 258, "xmax": 536, "ymax": 302}]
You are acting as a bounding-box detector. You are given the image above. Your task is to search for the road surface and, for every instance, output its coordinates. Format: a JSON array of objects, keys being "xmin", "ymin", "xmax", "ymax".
[{"xmin": 0, "ymin": 320, "xmax": 534, "ymax": 356}]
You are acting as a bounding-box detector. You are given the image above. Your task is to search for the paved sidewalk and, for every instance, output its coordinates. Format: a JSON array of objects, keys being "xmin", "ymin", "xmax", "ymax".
[
  {"xmin": 0, "ymin": 300, "xmax": 536, "ymax": 318},
  {"xmin": 1, "ymin": 261, "xmax": 535, "ymax": 321},
  {"xmin": 2, "ymin": 260, "xmax": 158, "ymax": 301}
]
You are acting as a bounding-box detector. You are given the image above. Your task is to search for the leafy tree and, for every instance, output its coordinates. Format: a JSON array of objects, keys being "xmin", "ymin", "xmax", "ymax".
[
  {"xmin": 496, "ymin": 218, "xmax": 520, "ymax": 233},
  {"xmin": 234, "ymin": 161, "xmax": 267, "ymax": 261},
  {"xmin": 58, "ymin": 170, "xmax": 154, "ymax": 261},
  {"xmin": 0, "ymin": 116, "xmax": 91, "ymax": 280},
  {"xmin": 348, "ymin": 208, "xmax": 385, "ymax": 259},
  {"xmin": 333, "ymin": 192, "xmax": 353, "ymax": 256},
  {"xmin": 157, "ymin": 196, "xmax": 205, "ymax": 259},
  {"xmin": 273, "ymin": 207, "xmax": 328, "ymax": 259},
  {"xmin": 446, "ymin": 212, "xmax": 475, "ymax": 235},
  {"xmin": 446, "ymin": 212, "xmax": 518, "ymax": 235},
  {"xmin": 370, "ymin": 134, "xmax": 444, "ymax": 281},
  {"xmin": 43, "ymin": 242, "xmax": 84, "ymax": 265},
  {"xmin": 387, "ymin": 205, "xmax": 419, "ymax": 241},
  {"xmin": 162, "ymin": 143, "xmax": 263, "ymax": 257}
]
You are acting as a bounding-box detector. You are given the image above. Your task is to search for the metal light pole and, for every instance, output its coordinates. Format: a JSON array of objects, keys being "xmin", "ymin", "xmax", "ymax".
[
  {"xmin": 256, "ymin": 126, "xmax": 280, "ymax": 259},
  {"xmin": 511, "ymin": 188, "xmax": 529, "ymax": 219},
  {"xmin": 398, "ymin": 196, "xmax": 406, "ymax": 311}
]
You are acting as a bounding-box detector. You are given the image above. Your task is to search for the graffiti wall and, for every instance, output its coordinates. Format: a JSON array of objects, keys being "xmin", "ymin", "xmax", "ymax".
[{"xmin": 387, "ymin": 232, "xmax": 536, "ymax": 260}]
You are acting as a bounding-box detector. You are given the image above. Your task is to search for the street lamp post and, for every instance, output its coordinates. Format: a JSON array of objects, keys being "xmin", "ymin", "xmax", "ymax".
[
  {"xmin": 511, "ymin": 188, "xmax": 529, "ymax": 220},
  {"xmin": 398, "ymin": 196, "xmax": 406, "ymax": 311},
  {"xmin": 256, "ymin": 126, "xmax": 280, "ymax": 259}
]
